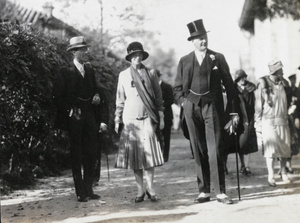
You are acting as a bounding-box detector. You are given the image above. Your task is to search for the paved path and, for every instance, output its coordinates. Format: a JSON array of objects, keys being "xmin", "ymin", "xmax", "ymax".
[{"xmin": 2, "ymin": 131, "xmax": 300, "ymax": 223}]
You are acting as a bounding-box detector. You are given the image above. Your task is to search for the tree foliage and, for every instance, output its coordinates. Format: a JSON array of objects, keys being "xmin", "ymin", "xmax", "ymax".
[
  {"xmin": 0, "ymin": 22, "xmax": 72, "ymax": 190},
  {"xmin": 254, "ymin": 0, "xmax": 300, "ymax": 21}
]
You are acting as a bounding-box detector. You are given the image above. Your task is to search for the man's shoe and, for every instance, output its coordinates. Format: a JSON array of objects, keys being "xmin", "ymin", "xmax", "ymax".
[
  {"xmin": 281, "ymin": 174, "xmax": 291, "ymax": 183},
  {"xmin": 88, "ymin": 194, "xmax": 101, "ymax": 200},
  {"xmin": 216, "ymin": 194, "xmax": 233, "ymax": 205},
  {"xmin": 77, "ymin": 196, "xmax": 89, "ymax": 202},
  {"xmin": 194, "ymin": 196, "xmax": 210, "ymax": 203},
  {"xmin": 194, "ymin": 192, "xmax": 210, "ymax": 203}
]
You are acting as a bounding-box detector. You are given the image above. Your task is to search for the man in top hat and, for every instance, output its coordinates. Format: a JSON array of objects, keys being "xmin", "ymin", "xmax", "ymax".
[
  {"xmin": 156, "ymin": 69, "xmax": 174, "ymax": 162},
  {"xmin": 53, "ymin": 36, "xmax": 108, "ymax": 202},
  {"xmin": 255, "ymin": 59, "xmax": 292, "ymax": 187},
  {"xmin": 173, "ymin": 19, "xmax": 238, "ymax": 204}
]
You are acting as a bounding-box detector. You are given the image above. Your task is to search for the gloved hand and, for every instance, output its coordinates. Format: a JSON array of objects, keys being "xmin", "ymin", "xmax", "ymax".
[
  {"xmin": 92, "ymin": 94, "xmax": 101, "ymax": 105},
  {"xmin": 231, "ymin": 113, "xmax": 239, "ymax": 129},
  {"xmin": 99, "ymin": 123, "xmax": 108, "ymax": 133}
]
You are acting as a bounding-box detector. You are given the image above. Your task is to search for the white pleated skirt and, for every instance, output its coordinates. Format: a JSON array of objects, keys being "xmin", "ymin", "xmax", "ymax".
[{"xmin": 115, "ymin": 117, "xmax": 164, "ymax": 170}]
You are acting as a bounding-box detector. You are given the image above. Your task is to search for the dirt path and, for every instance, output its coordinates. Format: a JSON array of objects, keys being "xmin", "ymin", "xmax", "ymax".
[{"xmin": 2, "ymin": 131, "xmax": 300, "ymax": 223}]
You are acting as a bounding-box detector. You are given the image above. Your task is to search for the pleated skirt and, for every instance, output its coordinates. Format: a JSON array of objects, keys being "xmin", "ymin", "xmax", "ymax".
[
  {"xmin": 262, "ymin": 119, "xmax": 291, "ymax": 158},
  {"xmin": 115, "ymin": 117, "xmax": 164, "ymax": 170}
]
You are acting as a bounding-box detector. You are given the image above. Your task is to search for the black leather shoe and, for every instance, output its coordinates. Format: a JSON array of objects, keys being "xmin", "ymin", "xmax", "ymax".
[
  {"xmin": 217, "ymin": 197, "xmax": 233, "ymax": 205},
  {"xmin": 135, "ymin": 193, "xmax": 145, "ymax": 203},
  {"xmin": 194, "ymin": 196, "xmax": 210, "ymax": 203},
  {"xmin": 77, "ymin": 196, "xmax": 89, "ymax": 202},
  {"xmin": 88, "ymin": 194, "xmax": 101, "ymax": 200},
  {"xmin": 146, "ymin": 190, "xmax": 160, "ymax": 202}
]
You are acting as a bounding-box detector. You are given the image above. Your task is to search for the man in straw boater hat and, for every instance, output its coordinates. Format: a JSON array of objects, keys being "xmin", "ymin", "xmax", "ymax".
[
  {"xmin": 173, "ymin": 19, "xmax": 239, "ymax": 204},
  {"xmin": 255, "ymin": 59, "xmax": 292, "ymax": 187},
  {"xmin": 53, "ymin": 36, "xmax": 108, "ymax": 202}
]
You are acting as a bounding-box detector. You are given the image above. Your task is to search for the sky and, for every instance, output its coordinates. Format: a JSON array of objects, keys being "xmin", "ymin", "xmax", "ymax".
[{"xmin": 14, "ymin": 0, "xmax": 249, "ymax": 72}]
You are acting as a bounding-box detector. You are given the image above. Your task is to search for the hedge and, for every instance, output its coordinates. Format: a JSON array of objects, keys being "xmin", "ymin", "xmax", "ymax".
[{"xmin": 0, "ymin": 22, "xmax": 123, "ymax": 192}]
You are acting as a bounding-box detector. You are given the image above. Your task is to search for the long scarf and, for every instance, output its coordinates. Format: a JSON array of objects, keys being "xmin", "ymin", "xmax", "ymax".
[{"xmin": 130, "ymin": 65, "xmax": 159, "ymax": 124}]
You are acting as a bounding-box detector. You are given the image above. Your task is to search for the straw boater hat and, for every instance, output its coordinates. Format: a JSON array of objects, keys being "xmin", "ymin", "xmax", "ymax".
[
  {"xmin": 125, "ymin": 42, "xmax": 149, "ymax": 61},
  {"xmin": 186, "ymin": 19, "xmax": 209, "ymax": 41},
  {"xmin": 268, "ymin": 59, "xmax": 283, "ymax": 75},
  {"xmin": 67, "ymin": 36, "xmax": 90, "ymax": 51},
  {"xmin": 234, "ymin": 69, "xmax": 247, "ymax": 83}
]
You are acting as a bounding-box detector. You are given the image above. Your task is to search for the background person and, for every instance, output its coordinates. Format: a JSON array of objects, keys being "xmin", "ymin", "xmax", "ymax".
[
  {"xmin": 254, "ymin": 59, "xmax": 292, "ymax": 187},
  {"xmin": 156, "ymin": 69, "xmax": 174, "ymax": 162},
  {"xmin": 114, "ymin": 42, "xmax": 165, "ymax": 203},
  {"xmin": 223, "ymin": 69, "xmax": 258, "ymax": 176}
]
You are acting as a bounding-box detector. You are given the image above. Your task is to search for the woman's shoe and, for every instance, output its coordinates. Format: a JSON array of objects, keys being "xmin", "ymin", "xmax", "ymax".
[
  {"xmin": 268, "ymin": 179, "xmax": 276, "ymax": 187},
  {"xmin": 135, "ymin": 193, "xmax": 145, "ymax": 203},
  {"xmin": 244, "ymin": 167, "xmax": 252, "ymax": 176},
  {"xmin": 240, "ymin": 166, "xmax": 246, "ymax": 174},
  {"xmin": 146, "ymin": 190, "xmax": 160, "ymax": 202}
]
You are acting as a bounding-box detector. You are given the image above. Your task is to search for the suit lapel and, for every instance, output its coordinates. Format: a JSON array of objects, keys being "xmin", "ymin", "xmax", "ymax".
[
  {"xmin": 201, "ymin": 51, "xmax": 213, "ymax": 88},
  {"xmin": 186, "ymin": 52, "xmax": 195, "ymax": 89}
]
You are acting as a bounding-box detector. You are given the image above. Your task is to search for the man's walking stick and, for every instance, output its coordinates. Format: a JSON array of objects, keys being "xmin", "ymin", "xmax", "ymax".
[
  {"xmin": 103, "ymin": 133, "xmax": 110, "ymax": 182},
  {"xmin": 106, "ymin": 152, "xmax": 110, "ymax": 182},
  {"xmin": 231, "ymin": 114, "xmax": 241, "ymax": 201}
]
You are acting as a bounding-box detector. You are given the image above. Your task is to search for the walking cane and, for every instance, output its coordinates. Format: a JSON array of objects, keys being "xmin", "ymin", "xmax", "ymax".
[
  {"xmin": 106, "ymin": 152, "xmax": 110, "ymax": 182},
  {"xmin": 103, "ymin": 133, "xmax": 110, "ymax": 182},
  {"xmin": 231, "ymin": 114, "xmax": 241, "ymax": 201}
]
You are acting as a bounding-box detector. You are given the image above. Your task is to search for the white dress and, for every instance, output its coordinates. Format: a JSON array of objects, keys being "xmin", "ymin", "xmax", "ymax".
[
  {"xmin": 255, "ymin": 76, "xmax": 291, "ymax": 158},
  {"xmin": 114, "ymin": 67, "xmax": 164, "ymax": 169}
]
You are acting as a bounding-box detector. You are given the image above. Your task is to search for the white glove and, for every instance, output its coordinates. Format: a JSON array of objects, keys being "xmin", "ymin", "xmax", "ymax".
[{"xmin": 99, "ymin": 123, "xmax": 108, "ymax": 133}]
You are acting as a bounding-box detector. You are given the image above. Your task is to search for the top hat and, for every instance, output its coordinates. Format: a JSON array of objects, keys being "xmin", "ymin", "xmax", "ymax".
[
  {"xmin": 67, "ymin": 36, "xmax": 90, "ymax": 51},
  {"xmin": 234, "ymin": 69, "xmax": 247, "ymax": 82},
  {"xmin": 187, "ymin": 19, "xmax": 209, "ymax": 41},
  {"xmin": 268, "ymin": 59, "xmax": 283, "ymax": 75},
  {"xmin": 125, "ymin": 42, "xmax": 149, "ymax": 61}
]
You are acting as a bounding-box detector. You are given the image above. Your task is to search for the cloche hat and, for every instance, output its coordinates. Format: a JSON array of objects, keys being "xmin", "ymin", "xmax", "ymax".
[
  {"xmin": 234, "ymin": 69, "xmax": 247, "ymax": 82},
  {"xmin": 268, "ymin": 59, "xmax": 283, "ymax": 75},
  {"xmin": 125, "ymin": 42, "xmax": 149, "ymax": 61}
]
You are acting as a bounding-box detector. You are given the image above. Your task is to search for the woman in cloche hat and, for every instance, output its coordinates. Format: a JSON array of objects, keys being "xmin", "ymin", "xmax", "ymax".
[
  {"xmin": 114, "ymin": 42, "xmax": 165, "ymax": 202},
  {"xmin": 255, "ymin": 59, "xmax": 292, "ymax": 187},
  {"xmin": 223, "ymin": 69, "xmax": 258, "ymax": 177}
]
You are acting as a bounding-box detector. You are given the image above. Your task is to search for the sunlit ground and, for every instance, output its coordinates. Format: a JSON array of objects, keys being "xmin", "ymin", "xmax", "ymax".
[{"xmin": 2, "ymin": 131, "xmax": 300, "ymax": 223}]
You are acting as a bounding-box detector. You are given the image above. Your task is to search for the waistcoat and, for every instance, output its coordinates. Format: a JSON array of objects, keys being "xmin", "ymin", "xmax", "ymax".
[{"xmin": 187, "ymin": 55, "xmax": 212, "ymax": 105}]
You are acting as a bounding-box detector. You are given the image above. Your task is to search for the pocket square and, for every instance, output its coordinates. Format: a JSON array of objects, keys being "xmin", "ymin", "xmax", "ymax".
[{"xmin": 213, "ymin": 66, "xmax": 218, "ymax": 70}]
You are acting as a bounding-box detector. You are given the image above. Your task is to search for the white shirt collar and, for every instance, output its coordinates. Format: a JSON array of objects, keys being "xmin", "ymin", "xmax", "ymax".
[
  {"xmin": 194, "ymin": 49, "xmax": 207, "ymax": 58},
  {"xmin": 73, "ymin": 59, "xmax": 83, "ymax": 69},
  {"xmin": 194, "ymin": 49, "xmax": 207, "ymax": 65},
  {"xmin": 73, "ymin": 59, "xmax": 85, "ymax": 76}
]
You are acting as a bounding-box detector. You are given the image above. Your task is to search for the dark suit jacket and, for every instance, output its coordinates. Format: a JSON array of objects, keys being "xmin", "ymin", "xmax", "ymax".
[
  {"xmin": 53, "ymin": 63, "xmax": 108, "ymax": 131},
  {"xmin": 173, "ymin": 49, "xmax": 236, "ymax": 138},
  {"xmin": 160, "ymin": 81, "xmax": 174, "ymax": 122}
]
